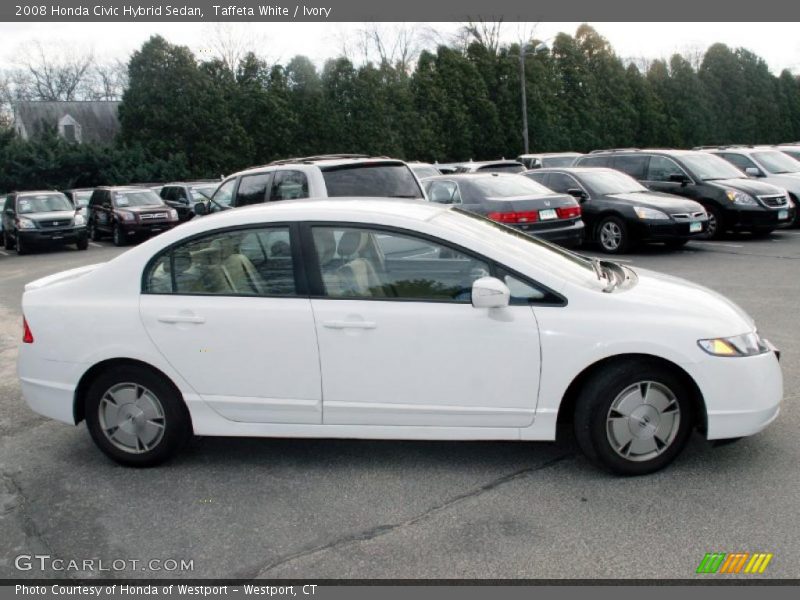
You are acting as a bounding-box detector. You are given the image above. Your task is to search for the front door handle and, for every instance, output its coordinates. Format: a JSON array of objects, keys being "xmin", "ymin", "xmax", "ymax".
[
  {"xmin": 323, "ymin": 320, "xmax": 377, "ymax": 330},
  {"xmin": 157, "ymin": 314, "xmax": 205, "ymax": 324}
]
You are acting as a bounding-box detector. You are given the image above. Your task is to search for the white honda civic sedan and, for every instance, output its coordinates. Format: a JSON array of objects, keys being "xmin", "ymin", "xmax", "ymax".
[{"xmin": 17, "ymin": 199, "xmax": 783, "ymax": 475}]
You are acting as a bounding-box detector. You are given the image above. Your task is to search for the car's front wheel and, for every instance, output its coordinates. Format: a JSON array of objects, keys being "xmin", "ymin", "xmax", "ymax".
[
  {"xmin": 112, "ymin": 223, "xmax": 127, "ymax": 247},
  {"xmin": 2, "ymin": 230, "xmax": 14, "ymax": 250},
  {"xmin": 704, "ymin": 206, "xmax": 724, "ymax": 240},
  {"xmin": 85, "ymin": 365, "xmax": 191, "ymax": 467},
  {"xmin": 596, "ymin": 216, "xmax": 630, "ymax": 254},
  {"xmin": 15, "ymin": 234, "xmax": 27, "ymax": 255},
  {"xmin": 89, "ymin": 220, "xmax": 101, "ymax": 242},
  {"xmin": 573, "ymin": 360, "xmax": 695, "ymax": 475},
  {"xmin": 76, "ymin": 236, "xmax": 88, "ymax": 251}
]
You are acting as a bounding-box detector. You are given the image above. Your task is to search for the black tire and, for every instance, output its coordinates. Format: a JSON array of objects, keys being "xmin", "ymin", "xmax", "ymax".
[
  {"xmin": 76, "ymin": 236, "xmax": 89, "ymax": 251},
  {"xmin": 789, "ymin": 194, "xmax": 800, "ymax": 228},
  {"xmin": 85, "ymin": 364, "xmax": 191, "ymax": 467},
  {"xmin": 595, "ymin": 216, "xmax": 631, "ymax": 254},
  {"xmin": 15, "ymin": 234, "xmax": 27, "ymax": 255},
  {"xmin": 665, "ymin": 238, "xmax": 689, "ymax": 249},
  {"xmin": 2, "ymin": 230, "xmax": 14, "ymax": 250},
  {"xmin": 573, "ymin": 360, "xmax": 696, "ymax": 476},
  {"xmin": 703, "ymin": 205, "xmax": 724, "ymax": 240},
  {"xmin": 112, "ymin": 223, "xmax": 127, "ymax": 247},
  {"xmin": 89, "ymin": 220, "xmax": 102, "ymax": 242}
]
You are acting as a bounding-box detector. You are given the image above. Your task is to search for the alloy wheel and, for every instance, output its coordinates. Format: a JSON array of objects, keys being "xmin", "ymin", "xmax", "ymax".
[{"xmin": 599, "ymin": 221, "xmax": 622, "ymax": 251}]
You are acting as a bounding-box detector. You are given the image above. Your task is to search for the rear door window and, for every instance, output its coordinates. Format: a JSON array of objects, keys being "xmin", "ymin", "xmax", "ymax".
[
  {"xmin": 613, "ymin": 155, "xmax": 649, "ymax": 179},
  {"xmin": 321, "ymin": 163, "xmax": 423, "ymax": 199},
  {"xmin": 576, "ymin": 155, "xmax": 611, "ymax": 168}
]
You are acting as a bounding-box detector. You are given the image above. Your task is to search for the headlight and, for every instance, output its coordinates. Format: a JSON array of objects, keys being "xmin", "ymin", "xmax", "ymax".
[
  {"xmin": 73, "ymin": 214, "xmax": 86, "ymax": 226},
  {"xmin": 16, "ymin": 218, "xmax": 35, "ymax": 229},
  {"xmin": 168, "ymin": 209, "xmax": 179, "ymax": 221},
  {"xmin": 698, "ymin": 332, "xmax": 770, "ymax": 357},
  {"xmin": 725, "ymin": 190, "xmax": 758, "ymax": 206},
  {"xmin": 633, "ymin": 206, "xmax": 669, "ymax": 220},
  {"xmin": 117, "ymin": 211, "xmax": 136, "ymax": 222}
]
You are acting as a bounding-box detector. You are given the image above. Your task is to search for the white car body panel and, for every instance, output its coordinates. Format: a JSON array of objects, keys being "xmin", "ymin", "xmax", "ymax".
[{"xmin": 18, "ymin": 199, "xmax": 783, "ymax": 445}]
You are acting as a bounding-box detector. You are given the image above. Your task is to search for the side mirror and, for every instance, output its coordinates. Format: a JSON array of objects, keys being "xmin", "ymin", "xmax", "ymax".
[
  {"xmin": 471, "ymin": 277, "xmax": 510, "ymax": 309},
  {"xmin": 745, "ymin": 167, "xmax": 763, "ymax": 177},
  {"xmin": 669, "ymin": 173, "xmax": 690, "ymax": 185},
  {"xmin": 193, "ymin": 201, "xmax": 208, "ymax": 216},
  {"xmin": 567, "ymin": 188, "xmax": 588, "ymax": 201}
]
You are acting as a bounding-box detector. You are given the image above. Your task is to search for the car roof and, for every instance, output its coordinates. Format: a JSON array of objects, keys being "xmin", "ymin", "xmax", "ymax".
[
  {"xmin": 586, "ymin": 148, "xmax": 705, "ymax": 157},
  {"xmin": 231, "ymin": 156, "xmax": 408, "ymax": 179},
  {"xmin": 700, "ymin": 146, "xmax": 778, "ymax": 154},
  {"xmin": 518, "ymin": 152, "xmax": 582, "ymax": 158},
  {"xmin": 423, "ymin": 172, "xmax": 523, "ymax": 181},
  {"xmin": 529, "ymin": 167, "xmax": 619, "ymax": 175},
  {"xmin": 16, "ymin": 190, "xmax": 67, "ymax": 196},
  {"xmin": 96, "ymin": 186, "xmax": 153, "ymax": 192}
]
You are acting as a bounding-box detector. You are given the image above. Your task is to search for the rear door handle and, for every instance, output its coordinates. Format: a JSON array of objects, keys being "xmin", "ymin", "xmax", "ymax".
[
  {"xmin": 323, "ymin": 320, "xmax": 377, "ymax": 330},
  {"xmin": 157, "ymin": 314, "xmax": 205, "ymax": 324}
]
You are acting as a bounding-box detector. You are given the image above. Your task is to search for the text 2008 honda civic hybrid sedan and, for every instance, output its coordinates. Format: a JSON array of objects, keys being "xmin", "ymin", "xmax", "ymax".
[{"xmin": 17, "ymin": 199, "xmax": 782, "ymax": 475}]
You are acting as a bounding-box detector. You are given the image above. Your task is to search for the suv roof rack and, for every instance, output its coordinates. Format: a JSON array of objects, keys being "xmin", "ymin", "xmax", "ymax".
[
  {"xmin": 589, "ymin": 148, "xmax": 640, "ymax": 154},
  {"xmin": 266, "ymin": 154, "xmax": 390, "ymax": 166}
]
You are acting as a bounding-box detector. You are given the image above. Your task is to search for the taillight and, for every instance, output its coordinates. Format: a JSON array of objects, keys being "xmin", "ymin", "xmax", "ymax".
[
  {"xmin": 22, "ymin": 317, "xmax": 33, "ymax": 343},
  {"xmin": 557, "ymin": 205, "xmax": 582, "ymax": 219},
  {"xmin": 487, "ymin": 211, "xmax": 539, "ymax": 224}
]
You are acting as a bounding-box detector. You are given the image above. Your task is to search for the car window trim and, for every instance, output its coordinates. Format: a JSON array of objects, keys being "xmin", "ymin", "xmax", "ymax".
[
  {"xmin": 298, "ymin": 221, "xmax": 566, "ymax": 307},
  {"xmin": 140, "ymin": 222, "xmax": 309, "ymax": 298}
]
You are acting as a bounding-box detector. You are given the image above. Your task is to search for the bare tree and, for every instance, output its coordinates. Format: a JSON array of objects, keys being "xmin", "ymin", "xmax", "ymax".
[
  {"xmin": 205, "ymin": 23, "xmax": 268, "ymax": 73},
  {"xmin": 361, "ymin": 23, "xmax": 423, "ymax": 71},
  {"xmin": 85, "ymin": 59, "xmax": 129, "ymax": 100},
  {"xmin": 16, "ymin": 40, "xmax": 95, "ymax": 101},
  {"xmin": 456, "ymin": 19, "xmax": 504, "ymax": 56},
  {"xmin": 679, "ymin": 44, "xmax": 707, "ymax": 71}
]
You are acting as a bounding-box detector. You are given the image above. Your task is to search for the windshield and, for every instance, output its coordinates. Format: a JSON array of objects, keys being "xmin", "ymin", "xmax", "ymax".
[
  {"xmin": 411, "ymin": 165, "xmax": 440, "ymax": 179},
  {"xmin": 17, "ymin": 193, "xmax": 73, "ymax": 214},
  {"xmin": 477, "ymin": 163, "xmax": 526, "ymax": 174},
  {"xmin": 191, "ymin": 186, "xmax": 218, "ymax": 200},
  {"xmin": 752, "ymin": 151, "xmax": 800, "ymax": 174},
  {"xmin": 541, "ymin": 156, "xmax": 580, "ymax": 168},
  {"xmin": 440, "ymin": 208, "xmax": 600, "ymax": 287},
  {"xmin": 113, "ymin": 190, "xmax": 164, "ymax": 208},
  {"xmin": 680, "ymin": 153, "xmax": 746, "ymax": 180},
  {"xmin": 781, "ymin": 149, "xmax": 800, "ymax": 161},
  {"xmin": 580, "ymin": 170, "xmax": 648, "ymax": 195},
  {"xmin": 72, "ymin": 191, "xmax": 92, "ymax": 207},
  {"xmin": 322, "ymin": 163, "xmax": 424, "ymax": 198},
  {"xmin": 470, "ymin": 175, "xmax": 554, "ymax": 197}
]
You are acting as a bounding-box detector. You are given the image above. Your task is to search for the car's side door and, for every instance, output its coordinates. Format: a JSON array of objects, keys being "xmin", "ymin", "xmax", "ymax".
[
  {"xmin": 304, "ymin": 223, "xmax": 543, "ymax": 428},
  {"xmin": 96, "ymin": 190, "xmax": 114, "ymax": 232},
  {"xmin": 208, "ymin": 178, "xmax": 238, "ymax": 213},
  {"xmin": 139, "ymin": 223, "xmax": 322, "ymax": 424}
]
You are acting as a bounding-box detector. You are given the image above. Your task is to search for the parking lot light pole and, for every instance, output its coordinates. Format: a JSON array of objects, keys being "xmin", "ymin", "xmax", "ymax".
[{"xmin": 520, "ymin": 41, "xmax": 549, "ymax": 155}]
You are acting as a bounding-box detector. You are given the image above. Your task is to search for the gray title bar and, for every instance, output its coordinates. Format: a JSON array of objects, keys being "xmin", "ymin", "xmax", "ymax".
[{"xmin": 3, "ymin": 0, "xmax": 800, "ymax": 21}]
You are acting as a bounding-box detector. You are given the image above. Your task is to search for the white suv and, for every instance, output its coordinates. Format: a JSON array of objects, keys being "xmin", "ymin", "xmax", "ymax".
[{"xmin": 198, "ymin": 154, "xmax": 426, "ymax": 214}]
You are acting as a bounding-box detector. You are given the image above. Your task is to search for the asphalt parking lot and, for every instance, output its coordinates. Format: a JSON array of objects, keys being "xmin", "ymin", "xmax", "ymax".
[{"xmin": 1, "ymin": 232, "xmax": 799, "ymax": 580}]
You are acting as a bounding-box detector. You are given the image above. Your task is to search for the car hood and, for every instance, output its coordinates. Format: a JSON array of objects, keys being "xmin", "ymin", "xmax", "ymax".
[
  {"xmin": 611, "ymin": 266, "xmax": 755, "ymax": 338},
  {"xmin": 604, "ymin": 192, "xmax": 704, "ymax": 214},
  {"xmin": 21, "ymin": 210, "xmax": 76, "ymax": 223},
  {"xmin": 761, "ymin": 173, "xmax": 800, "ymax": 193},
  {"xmin": 707, "ymin": 178, "xmax": 784, "ymax": 195},
  {"xmin": 116, "ymin": 205, "xmax": 168, "ymax": 213}
]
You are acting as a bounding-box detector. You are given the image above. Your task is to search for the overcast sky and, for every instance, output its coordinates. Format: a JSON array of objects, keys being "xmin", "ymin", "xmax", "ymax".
[{"xmin": 1, "ymin": 22, "xmax": 799, "ymax": 73}]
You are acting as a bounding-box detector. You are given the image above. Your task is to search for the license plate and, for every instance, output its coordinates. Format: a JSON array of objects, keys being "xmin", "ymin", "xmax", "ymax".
[
  {"xmin": 689, "ymin": 222, "xmax": 702, "ymax": 233},
  {"xmin": 539, "ymin": 208, "xmax": 557, "ymax": 220},
  {"xmin": 778, "ymin": 209, "xmax": 788, "ymax": 220}
]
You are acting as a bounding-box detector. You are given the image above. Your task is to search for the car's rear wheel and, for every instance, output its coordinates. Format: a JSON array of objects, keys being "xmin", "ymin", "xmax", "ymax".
[
  {"xmin": 112, "ymin": 223, "xmax": 127, "ymax": 247},
  {"xmin": 85, "ymin": 365, "xmax": 191, "ymax": 467},
  {"xmin": 89, "ymin": 220, "xmax": 101, "ymax": 241},
  {"xmin": 596, "ymin": 216, "xmax": 630, "ymax": 254},
  {"xmin": 573, "ymin": 360, "xmax": 695, "ymax": 476}
]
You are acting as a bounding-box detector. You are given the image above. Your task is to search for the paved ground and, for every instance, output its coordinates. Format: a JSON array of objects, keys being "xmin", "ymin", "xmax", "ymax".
[{"xmin": 0, "ymin": 231, "xmax": 798, "ymax": 580}]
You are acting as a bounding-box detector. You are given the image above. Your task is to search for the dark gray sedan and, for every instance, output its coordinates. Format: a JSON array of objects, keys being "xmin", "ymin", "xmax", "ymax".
[{"xmin": 422, "ymin": 173, "xmax": 584, "ymax": 247}]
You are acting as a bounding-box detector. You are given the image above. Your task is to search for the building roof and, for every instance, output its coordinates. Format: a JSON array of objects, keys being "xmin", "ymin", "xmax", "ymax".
[{"xmin": 13, "ymin": 101, "xmax": 121, "ymax": 144}]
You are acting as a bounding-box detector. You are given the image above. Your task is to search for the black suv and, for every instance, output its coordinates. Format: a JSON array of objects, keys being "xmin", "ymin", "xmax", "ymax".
[
  {"xmin": 160, "ymin": 181, "xmax": 220, "ymax": 221},
  {"xmin": 87, "ymin": 187, "xmax": 178, "ymax": 246},
  {"xmin": 576, "ymin": 150, "xmax": 791, "ymax": 238},
  {"xmin": 2, "ymin": 191, "xmax": 88, "ymax": 254}
]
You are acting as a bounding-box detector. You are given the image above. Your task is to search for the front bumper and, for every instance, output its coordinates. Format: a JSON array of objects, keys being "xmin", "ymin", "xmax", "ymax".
[
  {"xmin": 19, "ymin": 227, "xmax": 87, "ymax": 245},
  {"xmin": 690, "ymin": 349, "xmax": 783, "ymax": 440},
  {"xmin": 633, "ymin": 218, "xmax": 707, "ymax": 241},
  {"xmin": 722, "ymin": 206, "xmax": 791, "ymax": 231},
  {"xmin": 512, "ymin": 219, "xmax": 585, "ymax": 248},
  {"xmin": 120, "ymin": 221, "xmax": 177, "ymax": 236}
]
